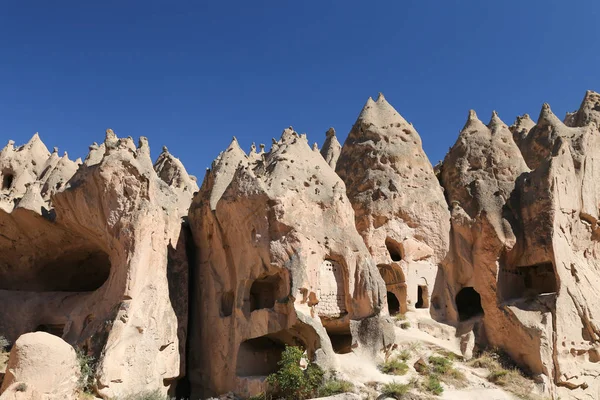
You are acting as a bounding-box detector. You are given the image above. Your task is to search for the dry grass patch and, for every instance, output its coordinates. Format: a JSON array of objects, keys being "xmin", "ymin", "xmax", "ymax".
[{"xmin": 469, "ymin": 351, "xmax": 545, "ymax": 400}]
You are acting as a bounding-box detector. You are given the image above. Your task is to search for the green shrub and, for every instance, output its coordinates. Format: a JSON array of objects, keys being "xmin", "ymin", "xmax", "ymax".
[
  {"xmin": 76, "ymin": 350, "xmax": 96, "ymax": 393},
  {"xmin": 394, "ymin": 314, "xmax": 406, "ymax": 321},
  {"xmin": 318, "ymin": 379, "xmax": 354, "ymax": 397},
  {"xmin": 248, "ymin": 395, "xmax": 266, "ymax": 400},
  {"xmin": 400, "ymin": 322, "xmax": 411, "ymax": 330},
  {"xmin": 428, "ymin": 356, "xmax": 451, "ymax": 374},
  {"xmin": 379, "ymin": 358, "xmax": 409, "ymax": 375},
  {"xmin": 266, "ymin": 345, "xmax": 324, "ymax": 400},
  {"xmin": 380, "ymin": 381, "xmax": 410, "ymax": 399},
  {"xmin": 424, "ymin": 375, "xmax": 443, "ymax": 395},
  {"xmin": 398, "ymin": 349, "xmax": 411, "ymax": 361}
]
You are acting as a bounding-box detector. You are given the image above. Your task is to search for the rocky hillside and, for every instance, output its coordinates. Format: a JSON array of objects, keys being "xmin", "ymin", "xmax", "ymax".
[{"xmin": 2, "ymin": 91, "xmax": 600, "ymax": 400}]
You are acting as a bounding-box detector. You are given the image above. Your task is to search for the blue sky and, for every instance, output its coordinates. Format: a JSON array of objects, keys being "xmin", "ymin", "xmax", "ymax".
[{"xmin": 1, "ymin": 1, "xmax": 599, "ymax": 174}]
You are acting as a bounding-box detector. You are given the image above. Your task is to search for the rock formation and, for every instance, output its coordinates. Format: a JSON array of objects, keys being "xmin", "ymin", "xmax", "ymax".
[
  {"xmin": 187, "ymin": 128, "xmax": 392, "ymax": 398},
  {"xmin": 3, "ymin": 90, "xmax": 600, "ymax": 400},
  {"xmin": 0, "ymin": 131, "xmax": 196, "ymax": 399},
  {"xmin": 336, "ymin": 94, "xmax": 450, "ymax": 316},
  {"xmin": 320, "ymin": 128, "xmax": 341, "ymax": 169},
  {"xmin": 0, "ymin": 332, "xmax": 80, "ymax": 399}
]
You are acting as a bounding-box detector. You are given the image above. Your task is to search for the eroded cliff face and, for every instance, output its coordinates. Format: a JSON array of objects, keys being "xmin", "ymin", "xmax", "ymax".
[
  {"xmin": 3, "ymin": 91, "xmax": 600, "ymax": 400},
  {"xmin": 336, "ymin": 94, "xmax": 450, "ymax": 317},
  {"xmin": 187, "ymin": 129, "xmax": 392, "ymax": 398},
  {"xmin": 0, "ymin": 131, "xmax": 197, "ymax": 399}
]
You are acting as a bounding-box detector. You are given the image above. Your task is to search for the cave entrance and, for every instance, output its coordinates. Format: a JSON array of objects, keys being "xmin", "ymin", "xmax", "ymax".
[
  {"xmin": 416, "ymin": 285, "xmax": 429, "ymax": 309},
  {"xmin": 236, "ymin": 336, "xmax": 286, "ymax": 377},
  {"xmin": 385, "ymin": 238, "xmax": 403, "ymax": 262},
  {"xmin": 35, "ymin": 324, "xmax": 65, "ymax": 337},
  {"xmin": 0, "ymin": 248, "xmax": 111, "ymax": 292},
  {"xmin": 249, "ymin": 273, "xmax": 282, "ymax": 312},
  {"xmin": 456, "ymin": 287, "xmax": 483, "ymax": 321},
  {"xmin": 498, "ymin": 262, "xmax": 557, "ymax": 301},
  {"xmin": 2, "ymin": 173, "xmax": 13, "ymax": 190},
  {"xmin": 387, "ymin": 292, "xmax": 400, "ymax": 315}
]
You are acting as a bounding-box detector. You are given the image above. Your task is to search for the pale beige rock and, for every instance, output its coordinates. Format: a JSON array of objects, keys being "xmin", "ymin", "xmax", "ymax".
[
  {"xmin": 0, "ymin": 332, "xmax": 79, "ymax": 399},
  {"xmin": 0, "ymin": 132, "xmax": 193, "ymax": 399},
  {"xmin": 336, "ymin": 94, "xmax": 450, "ymax": 315},
  {"xmin": 320, "ymin": 127, "xmax": 341, "ymax": 169},
  {"xmin": 188, "ymin": 127, "xmax": 391, "ymax": 398}
]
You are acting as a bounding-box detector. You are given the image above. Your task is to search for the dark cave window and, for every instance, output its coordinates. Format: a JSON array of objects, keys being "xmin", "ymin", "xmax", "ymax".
[{"xmin": 456, "ymin": 287, "xmax": 483, "ymax": 321}]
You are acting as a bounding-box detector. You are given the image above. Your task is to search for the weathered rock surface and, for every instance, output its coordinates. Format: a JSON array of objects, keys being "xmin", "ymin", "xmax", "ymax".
[
  {"xmin": 0, "ymin": 131, "xmax": 195, "ymax": 399},
  {"xmin": 188, "ymin": 128, "xmax": 391, "ymax": 398},
  {"xmin": 0, "ymin": 332, "xmax": 79, "ymax": 399},
  {"xmin": 320, "ymin": 128, "xmax": 341, "ymax": 169},
  {"xmin": 336, "ymin": 94, "xmax": 450, "ymax": 315}
]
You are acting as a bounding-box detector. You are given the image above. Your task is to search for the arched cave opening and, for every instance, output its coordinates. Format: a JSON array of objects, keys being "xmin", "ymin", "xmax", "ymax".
[
  {"xmin": 385, "ymin": 238, "xmax": 403, "ymax": 262},
  {"xmin": 416, "ymin": 285, "xmax": 429, "ymax": 309},
  {"xmin": 236, "ymin": 336, "xmax": 286, "ymax": 377},
  {"xmin": 387, "ymin": 291, "xmax": 400, "ymax": 315},
  {"xmin": 328, "ymin": 332, "xmax": 353, "ymax": 354},
  {"xmin": 249, "ymin": 273, "xmax": 282, "ymax": 312},
  {"xmin": 35, "ymin": 324, "xmax": 65, "ymax": 337},
  {"xmin": 2, "ymin": 173, "xmax": 13, "ymax": 190},
  {"xmin": 0, "ymin": 248, "xmax": 111, "ymax": 292},
  {"xmin": 456, "ymin": 287, "xmax": 484, "ymax": 321}
]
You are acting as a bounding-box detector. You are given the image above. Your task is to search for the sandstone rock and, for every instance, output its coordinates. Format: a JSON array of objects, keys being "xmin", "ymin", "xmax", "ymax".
[
  {"xmin": 188, "ymin": 127, "xmax": 389, "ymax": 398},
  {"xmin": 0, "ymin": 132, "xmax": 193, "ymax": 398},
  {"xmin": 564, "ymin": 90, "xmax": 600, "ymax": 127},
  {"xmin": 0, "ymin": 332, "xmax": 79, "ymax": 399},
  {"xmin": 336, "ymin": 93, "xmax": 450, "ymax": 315}
]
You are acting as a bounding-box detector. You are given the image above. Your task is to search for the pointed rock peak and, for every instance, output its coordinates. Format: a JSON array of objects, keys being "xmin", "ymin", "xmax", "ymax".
[
  {"xmin": 63, "ymin": 151, "xmax": 69, "ymax": 159},
  {"xmin": 488, "ymin": 110, "xmax": 505, "ymax": 128},
  {"xmin": 28, "ymin": 132, "xmax": 41, "ymax": 143},
  {"xmin": 300, "ymin": 133, "xmax": 307, "ymax": 140},
  {"xmin": 225, "ymin": 136, "xmax": 246, "ymax": 156},
  {"xmin": 281, "ymin": 127, "xmax": 296, "ymax": 142},
  {"xmin": 259, "ymin": 144, "xmax": 265, "ymax": 152},
  {"xmin": 461, "ymin": 109, "xmax": 487, "ymax": 132},
  {"xmin": 106, "ymin": 129, "xmax": 117, "ymax": 139},
  {"xmin": 538, "ymin": 102, "xmax": 562, "ymax": 126},
  {"xmin": 162, "ymin": 145, "xmax": 169, "ymax": 154},
  {"xmin": 357, "ymin": 93, "xmax": 408, "ymax": 129},
  {"xmin": 271, "ymin": 138, "xmax": 278, "ymax": 144},
  {"xmin": 376, "ymin": 92, "xmax": 386, "ymax": 102},
  {"xmin": 52, "ymin": 147, "xmax": 58, "ymax": 154},
  {"xmin": 249, "ymin": 143, "xmax": 257, "ymax": 154},
  {"xmin": 312, "ymin": 142, "xmax": 319, "ymax": 152},
  {"xmin": 326, "ymin": 127, "xmax": 336, "ymax": 138},
  {"xmin": 75, "ymin": 157, "xmax": 82, "ymax": 165}
]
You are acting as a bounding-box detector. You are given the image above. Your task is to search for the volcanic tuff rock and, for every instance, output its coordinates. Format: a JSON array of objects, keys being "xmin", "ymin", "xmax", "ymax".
[
  {"xmin": 0, "ymin": 130, "xmax": 195, "ymax": 399},
  {"xmin": 0, "ymin": 332, "xmax": 79, "ymax": 399},
  {"xmin": 188, "ymin": 128, "xmax": 392, "ymax": 398},
  {"xmin": 3, "ymin": 91, "xmax": 600, "ymax": 400},
  {"xmin": 336, "ymin": 94, "xmax": 450, "ymax": 315}
]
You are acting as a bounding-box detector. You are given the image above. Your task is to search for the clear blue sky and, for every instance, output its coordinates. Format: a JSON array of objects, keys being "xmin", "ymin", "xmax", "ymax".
[{"xmin": 1, "ymin": 1, "xmax": 599, "ymax": 174}]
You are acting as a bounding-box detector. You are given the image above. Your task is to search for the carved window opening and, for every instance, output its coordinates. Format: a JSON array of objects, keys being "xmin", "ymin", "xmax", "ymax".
[
  {"xmin": 498, "ymin": 262, "xmax": 557, "ymax": 301},
  {"xmin": 456, "ymin": 287, "xmax": 483, "ymax": 321},
  {"xmin": 416, "ymin": 285, "xmax": 429, "ymax": 309},
  {"xmin": 2, "ymin": 173, "xmax": 13, "ymax": 190},
  {"xmin": 385, "ymin": 238, "xmax": 403, "ymax": 262},
  {"xmin": 249, "ymin": 273, "xmax": 282, "ymax": 312},
  {"xmin": 387, "ymin": 291, "xmax": 400, "ymax": 315}
]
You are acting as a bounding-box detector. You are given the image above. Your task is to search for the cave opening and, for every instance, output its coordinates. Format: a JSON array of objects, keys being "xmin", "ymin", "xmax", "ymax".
[
  {"xmin": 249, "ymin": 273, "xmax": 282, "ymax": 312},
  {"xmin": 328, "ymin": 332, "xmax": 353, "ymax": 354},
  {"xmin": 35, "ymin": 324, "xmax": 65, "ymax": 337},
  {"xmin": 2, "ymin": 173, "xmax": 13, "ymax": 190},
  {"xmin": 416, "ymin": 285, "xmax": 429, "ymax": 309},
  {"xmin": 456, "ymin": 287, "xmax": 484, "ymax": 321},
  {"xmin": 385, "ymin": 238, "xmax": 403, "ymax": 262},
  {"xmin": 498, "ymin": 262, "xmax": 557, "ymax": 301},
  {"xmin": 0, "ymin": 248, "xmax": 111, "ymax": 292},
  {"xmin": 387, "ymin": 291, "xmax": 400, "ymax": 315},
  {"xmin": 236, "ymin": 336, "xmax": 286, "ymax": 377}
]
